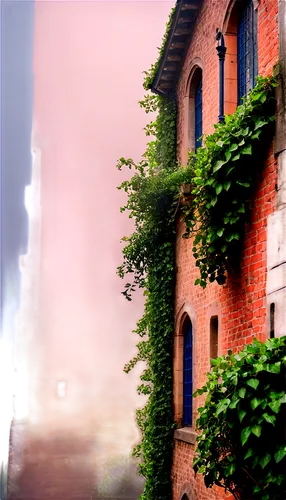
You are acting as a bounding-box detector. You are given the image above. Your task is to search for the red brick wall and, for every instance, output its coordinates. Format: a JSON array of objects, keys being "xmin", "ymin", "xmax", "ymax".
[{"xmin": 172, "ymin": 0, "xmax": 278, "ymax": 498}]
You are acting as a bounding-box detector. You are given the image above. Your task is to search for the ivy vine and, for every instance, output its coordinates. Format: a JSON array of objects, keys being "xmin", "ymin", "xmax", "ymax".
[
  {"xmin": 183, "ymin": 75, "xmax": 277, "ymax": 287},
  {"xmin": 193, "ymin": 336, "xmax": 286, "ymax": 500},
  {"xmin": 117, "ymin": 86, "xmax": 179, "ymax": 499}
]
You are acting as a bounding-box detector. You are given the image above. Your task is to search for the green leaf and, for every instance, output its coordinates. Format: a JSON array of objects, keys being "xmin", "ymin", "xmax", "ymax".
[
  {"xmin": 232, "ymin": 153, "xmax": 240, "ymax": 161},
  {"xmin": 225, "ymin": 233, "xmax": 235, "ymax": 242},
  {"xmin": 254, "ymin": 119, "xmax": 268, "ymax": 130},
  {"xmin": 267, "ymin": 361, "xmax": 281, "ymax": 374},
  {"xmin": 241, "ymin": 126, "xmax": 249, "ymax": 136},
  {"xmin": 225, "ymin": 462, "xmax": 236, "ymax": 476},
  {"xmin": 280, "ymin": 393, "xmax": 286, "ymax": 404},
  {"xmin": 217, "ymin": 228, "xmax": 224, "ymax": 237},
  {"xmin": 252, "ymin": 425, "xmax": 262, "ymax": 437},
  {"xmin": 215, "ymin": 184, "xmax": 223, "ymax": 195},
  {"xmin": 241, "ymin": 427, "xmax": 252, "ymax": 446},
  {"xmin": 262, "ymin": 413, "xmax": 276, "ymax": 426},
  {"xmin": 216, "ymin": 398, "xmax": 231, "ymax": 416},
  {"xmin": 239, "ymin": 387, "xmax": 246, "ymax": 398},
  {"xmin": 252, "ymin": 129, "xmax": 262, "ymax": 140},
  {"xmin": 238, "ymin": 409, "xmax": 247, "ymax": 422},
  {"xmin": 260, "ymin": 453, "xmax": 271, "ymax": 469},
  {"xmin": 244, "ymin": 448, "xmax": 254, "ymax": 460},
  {"xmin": 268, "ymin": 400, "xmax": 281, "ymax": 414},
  {"xmin": 225, "ymin": 151, "xmax": 231, "ymax": 162},
  {"xmin": 242, "ymin": 144, "xmax": 252, "ymax": 155},
  {"xmin": 274, "ymin": 446, "xmax": 286, "ymax": 463},
  {"xmin": 237, "ymin": 180, "xmax": 250, "ymax": 187},
  {"xmin": 246, "ymin": 378, "xmax": 259, "ymax": 390},
  {"xmin": 251, "ymin": 398, "xmax": 262, "ymax": 410},
  {"xmin": 238, "ymin": 205, "xmax": 245, "ymax": 213},
  {"xmin": 210, "ymin": 196, "xmax": 218, "ymax": 207},
  {"xmin": 213, "ymin": 160, "xmax": 225, "ymax": 172},
  {"xmin": 224, "ymin": 181, "xmax": 231, "ymax": 191},
  {"xmin": 229, "ymin": 143, "xmax": 238, "ymax": 152},
  {"xmin": 229, "ymin": 398, "xmax": 240, "ymax": 409}
]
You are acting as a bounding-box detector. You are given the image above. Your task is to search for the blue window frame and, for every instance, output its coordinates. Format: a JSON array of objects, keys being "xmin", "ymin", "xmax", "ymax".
[
  {"xmin": 237, "ymin": 0, "xmax": 258, "ymax": 103},
  {"xmin": 194, "ymin": 76, "xmax": 202, "ymax": 149},
  {"xmin": 183, "ymin": 323, "xmax": 193, "ymax": 426}
]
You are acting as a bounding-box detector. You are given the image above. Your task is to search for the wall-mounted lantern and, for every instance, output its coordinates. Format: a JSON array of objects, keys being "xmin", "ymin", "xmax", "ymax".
[{"xmin": 216, "ymin": 30, "xmax": 227, "ymax": 123}]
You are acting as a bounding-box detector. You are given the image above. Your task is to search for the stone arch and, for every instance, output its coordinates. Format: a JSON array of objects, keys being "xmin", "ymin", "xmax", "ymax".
[
  {"xmin": 180, "ymin": 58, "xmax": 203, "ymax": 165},
  {"xmin": 222, "ymin": 0, "xmax": 259, "ymax": 114},
  {"xmin": 175, "ymin": 301, "xmax": 196, "ymax": 335},
  {"xmin": 179, "ymin": 480, "xmax": 195, "ymax": 500},
  {"xmin": 184, "ymin": 57, "xmax": 204, "ymax": 98},
  {"xmin": 185, "ymin": 60, "xmax": 203, "ymax": 152}
]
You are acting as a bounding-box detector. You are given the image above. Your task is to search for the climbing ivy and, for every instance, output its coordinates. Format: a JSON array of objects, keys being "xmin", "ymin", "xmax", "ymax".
[
  {"xmin": 118, "ymin": 74, "xmax": 277, "ymax": 500},
  {"xmin": 193, "ymin": 336, "xmax": 286, "ymax": 500},
  {"xmin": 117, "ymin": 84, "xmax": 180, "ymax": 499},
  {"xmin": 183, "ymin": 75, "xmax": 277, "ymax": 287}
]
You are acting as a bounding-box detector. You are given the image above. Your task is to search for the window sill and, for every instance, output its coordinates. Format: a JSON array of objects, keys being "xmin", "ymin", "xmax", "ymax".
[{"xmin": 174, "ymin": 427, "xmax": 197, "ymax": 445}]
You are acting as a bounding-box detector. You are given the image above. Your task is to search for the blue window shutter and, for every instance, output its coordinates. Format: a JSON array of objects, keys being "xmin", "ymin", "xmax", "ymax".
[
  {"xmin": 195, "ymin": 76, "xmax": 202, "ymax": 150},
  {"xmin": 238, "ymin": 0, "xmax": 258, "ymax": 103},
  {"xmin": 183, "ymin": 323, "xmax": 193, "ymax": 426}
]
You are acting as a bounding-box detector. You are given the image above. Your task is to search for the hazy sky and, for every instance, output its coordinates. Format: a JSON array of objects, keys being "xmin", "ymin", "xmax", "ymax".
[
  {"xmin": 1, "ymin": 0, "xmax": 34, "ymax": 336},
  {"xmin": 0, "ymin": 0, "xmax": 173, "ymax": 356}
]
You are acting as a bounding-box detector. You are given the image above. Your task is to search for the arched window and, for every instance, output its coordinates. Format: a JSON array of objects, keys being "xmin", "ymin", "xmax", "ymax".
[
  {"xmin": 237, "ymin": 0, "xmax": 258, "ymax": 102},
  {"xmin": 188, "ymin": 67, "xmax": 203, "ymax": 152},
  {"xmin": 183, "ymin": 320, "xmax": 193, "ymax": 426},
  {"xmin": 224, "ymin": 0, "xmax": 258, "ymax": 113}
]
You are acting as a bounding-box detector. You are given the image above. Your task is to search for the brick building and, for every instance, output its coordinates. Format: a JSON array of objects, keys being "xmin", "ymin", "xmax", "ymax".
[{"xmin": 151, "ymin": 0, "xmax": 286, "ymax": 499}]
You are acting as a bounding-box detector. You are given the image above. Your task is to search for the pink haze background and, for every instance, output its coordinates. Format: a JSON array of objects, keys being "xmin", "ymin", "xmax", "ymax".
[{"xmin": 10, "ymin": 1, "xmax": 173, "ymax": 497}]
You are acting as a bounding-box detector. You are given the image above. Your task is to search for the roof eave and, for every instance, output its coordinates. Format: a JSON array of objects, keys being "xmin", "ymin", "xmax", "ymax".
[{"xmin": 151, "ymin": 0, "xmax": 203, "ymax": 98}]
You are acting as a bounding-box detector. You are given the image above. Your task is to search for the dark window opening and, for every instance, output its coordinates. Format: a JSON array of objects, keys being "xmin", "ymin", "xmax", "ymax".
[
  {"xmin": 195, "ymin": 76, "xmax": 203, "ymax": 149},
  {"xmin": 183, "ymin": 322, "xmax": 193, "ymax": 426},
  {"xmin": 270, "ymin": 303, "xmax": 275, "ymax": 338},
  {"xmin": 237, "ymin": 0, "xmax": 258, "ymax": 102},
  {"xmin": 210, "ymin": 316, "xmax": 219, "ymax": 362}
]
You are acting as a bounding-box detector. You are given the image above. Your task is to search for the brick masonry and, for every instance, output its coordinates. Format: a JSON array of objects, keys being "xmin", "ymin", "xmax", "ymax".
[{"xmin": 172, "ymin": 0, "xmax": 279, "ymax": 498}]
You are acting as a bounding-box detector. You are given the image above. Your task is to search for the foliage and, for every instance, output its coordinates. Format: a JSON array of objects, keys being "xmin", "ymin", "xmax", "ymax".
[
  {"xmin": 118, "ymin": 71, "xmax": 277, "ymax": 498},
  {"xmin": 97, "ymin": 456, "xmax": 144, "ymax": 499},
  {"xmin": 193, "ymin": 336, "xmax": 286, "ymax": 500},
  {"xmin": 183, "ymin": 75, "xmax": 277, "ymax": 287},
  {"xmin": 117, "ymin": 86, "xmax": 180, "ymax": 498},
  {"xmin": 143, "ymin": 6, "xmax": 176, "ymax": 91},
  {"xmin": 118, "ymin": 8, "xmax": 278, "ymax": 498}
]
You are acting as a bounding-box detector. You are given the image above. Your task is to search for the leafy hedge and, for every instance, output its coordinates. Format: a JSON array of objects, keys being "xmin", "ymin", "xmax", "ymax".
[{"xmin": 194, "ymin": 336, "xmax": 286, "ymax": 500}]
